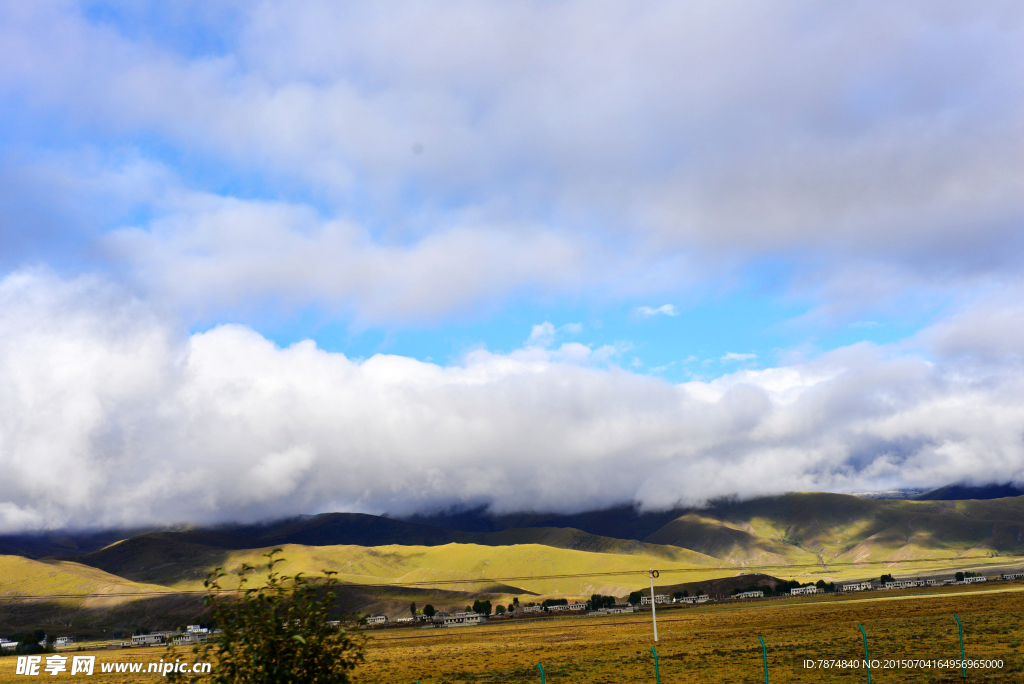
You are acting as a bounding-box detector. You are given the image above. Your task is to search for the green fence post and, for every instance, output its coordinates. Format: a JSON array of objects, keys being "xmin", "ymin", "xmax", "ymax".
[
  {"xmin": 758, "ymin": 636, "xmax": 769, "ymax": 684},
  {"xmin": 954, "ymin": 615, "xmax": 966, "ymax": 678},
  {"xmin": 650, "ymin": 646, "xmax": 661, "ymax": 684},
  {"xmin": 858, "ymin": 624, "xmax": 871, "ymax": 684},
  {"xmin": 537, "ymin": 663, "xmax": 545, "ymax": 684}
]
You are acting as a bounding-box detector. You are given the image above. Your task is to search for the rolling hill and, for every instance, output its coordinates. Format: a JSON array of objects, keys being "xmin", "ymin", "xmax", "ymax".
[
  {"xmin": 71, "ymin": 537, "xmax": 727, "ymax": 597},
  {"xmin": 642, "ymin": 492, "xmax": 1024, "ymax": 566}
]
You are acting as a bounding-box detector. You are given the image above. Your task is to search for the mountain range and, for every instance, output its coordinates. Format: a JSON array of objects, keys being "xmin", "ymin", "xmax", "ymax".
[{"xmin": 3, "ymin": 485, "xmax": 1024, "ymax": 635}]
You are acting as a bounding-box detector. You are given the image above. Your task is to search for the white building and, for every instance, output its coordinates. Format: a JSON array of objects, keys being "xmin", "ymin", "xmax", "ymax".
[
  {"xmin": 396, "ymin": 617, "xmax": 415, "ymax": 623},
  {"xmin": 522, "ymin": 606, "xmax": 544, "ymax": 613},
  {"xmin": 791, "ymin": 586, "xmax": 820, "ymax": 595},
  {"xmin": 592, "ymin": 606, "xmax": 637, "ymax": 615},
  {"xmin": 131, "ymin": 632, "xmax": 175, "ymax": 646},
  {"xmin": 441, "ymin": 612, "xmax": 486, "ymax": 627},
  {"xmin": 884, "ymin": 579, "xmax": 924, "ymax": 590},
  {"xmin": 0, "ymin": 639, "xmax": 17, "ymax": 651},
  {"xmin": 676, "ymin": 595, "xmax": 710, "ymax": 604},
  {"xmin": 733, "ymin": 591, "xmax": 764, "ymax": 599},
  {"xmin": 53, "ymin": 637, "xmax": 74, "ymax": 647},
  {"xmin": 186, "ymin": 625, "xmax": 209, "ymax": 634},
  {"xmin": 640, "ymin": 595, "xmax": 672, "ymax": 605},
  {"xmin": 841, "ymin": 582, "xmax": 872, "ymax": 592},
  {"xmin": 963, "ymin": 576, "xmax": 987, "ymax": 584},
  {"xmin": 365, "ymin": 615, "xmax": 388, "ymax": 625},
  {"xmin": 1002, "ymin": 572, "xmax": 1024, "ymax": 580},
  {"xmin": 172, "ymin": 633, "xmax": 205, "ymax": 646}
]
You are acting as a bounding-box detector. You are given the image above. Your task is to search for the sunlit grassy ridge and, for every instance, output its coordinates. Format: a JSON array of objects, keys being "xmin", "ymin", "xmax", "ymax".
[
  {"xmin": 134, "ymin": 542, "xmax": 727, "ymax": 597},
  {"xmin": 0, "ymin": 556, "xmax": 166, "ymax": 597},
  {"xmin": 645, "ymin": 493, "xmax": 1024, "ymax": 567}
]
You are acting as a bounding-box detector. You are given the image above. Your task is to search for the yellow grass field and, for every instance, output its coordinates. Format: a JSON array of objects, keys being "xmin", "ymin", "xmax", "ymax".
[
  {"xmin": 0, "ymin": 583, "xmax": 1020, "ymax": 683},
  {"xmin": 87, "ymin": 539, "xmax": 1024, "ymax": 599},
  {"xmin": 359, "ymin": 584, "xmax": 1024, "ymax": 684},
  {"xmin": 153, "ymin": 542, "xmax": 726, "ymax": 597},
  {"xmin": 0, "ymin": 557, "xmax": 167, "ymax": 598}
]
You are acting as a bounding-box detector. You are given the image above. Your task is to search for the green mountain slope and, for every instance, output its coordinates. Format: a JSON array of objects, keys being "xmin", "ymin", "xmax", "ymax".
[{"xmin": 644, "ymin": 493, "xmax": 1024, "ymax": 566}]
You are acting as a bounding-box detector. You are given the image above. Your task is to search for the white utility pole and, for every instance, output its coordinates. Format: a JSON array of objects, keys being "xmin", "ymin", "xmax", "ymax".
[{"xmin": 649, "ymin": 567, "xmax": 659, "ymax": 642}]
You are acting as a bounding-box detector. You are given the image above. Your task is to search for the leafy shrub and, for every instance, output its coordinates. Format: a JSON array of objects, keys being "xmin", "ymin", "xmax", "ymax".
[{"xmin": 166, "ymin": 549, "xmax": 364, "ymax": 684}]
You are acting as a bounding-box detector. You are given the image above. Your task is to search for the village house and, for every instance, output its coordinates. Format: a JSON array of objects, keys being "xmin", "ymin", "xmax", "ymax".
[
  {"xmin": 440, "ymin": 612, "xmax": 486, "ymax": 627},
  {"xmin": 172, "ymin": 633, "xmax": 205, "ymax": 646},
  {"xmin": 790, "ymin": 586, "xmax": 820, "ymax": 595},
  {"xmin": 841, "ymin": 582, "xmax": 873, "ymax": 592},
  {"xmin": 640, "ymin": 594, "xmax": 672, "ymax": 605},
  {"xmin": 365, "ymin": 615, "xmax": 388, "ymax": 625},
  {"xmin": 592, "ymin": 606, "xmax": 637, "ymax": 615},
  {"xmin": 131, "ymin": 632, "xmax": 177, "ymax": 646},
  {"xmin": 733, "ymin": 590, "xmax": 763, "ymax": 599}
]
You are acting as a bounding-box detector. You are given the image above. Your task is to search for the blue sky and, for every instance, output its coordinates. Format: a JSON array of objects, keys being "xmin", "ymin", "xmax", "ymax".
[{"xmin": 0, "ymin": 1, "xmax": 1023, "ymax": 529}]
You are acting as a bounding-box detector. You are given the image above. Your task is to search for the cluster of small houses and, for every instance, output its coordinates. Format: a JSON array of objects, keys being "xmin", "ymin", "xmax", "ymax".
[
  {"xmin": 0, "ymin": 636, "xmax": 77, "ymax": 651},
  {"xmin": 365, "ymin": 601, "xmax": 638, "ymax": 628},
  {"xmin": 122, "ymin": 625, "xmax": 214, "ymax": 648},
  {"xmin": 3, "ymin": 625, "xmax": 222, "ymax": 650},
  {"xmin": 726, "ymin": 571, "xmax": 1014, "ymax": 601},
  {"xmin": 362, "ymin": 571, "xmax": 1024, "ymax": 627}
]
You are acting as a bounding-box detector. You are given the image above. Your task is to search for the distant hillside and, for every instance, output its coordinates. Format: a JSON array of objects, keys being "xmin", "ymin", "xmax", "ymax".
[
  {"xmin": 62, "ymin": 513, "xmax": 703, "ymax": 571},
  {"xmin": 643, "ymin": 492, "xmax": 1024, "ymax": 566},
  {"xmin": 0, "ymin": 527, "xmax": 154, "ymax": 560},
  {"xmin": 0, "ymin": 555, "xmax": 531, "ymax": 633},
  {"xmin": 405, "ymin": 504, "xmax": 689, "ymax": 540},
  {"xmin": 73, "ymin": 540, "xmax": 725, "ymax": 597},
  {"xmin": 917, "ymin": 483, "xmax": 1024, "ymax": 501}
]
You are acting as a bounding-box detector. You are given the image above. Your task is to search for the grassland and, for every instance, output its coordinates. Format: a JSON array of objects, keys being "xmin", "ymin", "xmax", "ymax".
[
  {"xmin": 645, "ymin": 493, "xmax": 1024, "ymax": 568},
  {"xmin": 1, "ymin": 583, "xmax": 1021, "ymax": 684},
  {"xmin": 7, "ymin": 492, "xmax": 1024, "ymax": 636},
  {"xmin": 0, "ymin": 555, "xmax": 170, "ymax": 602},
  {"xmin": 137, "ymin": 542, "xmax": 726, "ymax": 596},
  {"xmin": 358, "ymin": 583, "xmax": 1024, "ymax": 684}
]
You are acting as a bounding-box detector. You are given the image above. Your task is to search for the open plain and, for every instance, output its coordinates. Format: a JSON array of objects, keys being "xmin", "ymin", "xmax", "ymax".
[
  {"xmin": 1, "ymin": 583, "xmax": 1021, "ymax": 683},
  {"xmin": 358, "ymin": 584, "xmax": 1024, "ymax": 684}
]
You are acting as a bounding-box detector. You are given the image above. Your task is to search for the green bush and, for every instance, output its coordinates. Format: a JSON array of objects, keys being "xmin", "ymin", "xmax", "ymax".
[{"xmin": 166, "ymin": 549, "xmax": 364, "ymax": 684}]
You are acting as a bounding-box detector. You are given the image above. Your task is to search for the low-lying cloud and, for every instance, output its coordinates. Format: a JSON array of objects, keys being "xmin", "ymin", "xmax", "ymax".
[{"xmin": 1, "ymin": 271, "xmax": 1022, "ymax": 532}]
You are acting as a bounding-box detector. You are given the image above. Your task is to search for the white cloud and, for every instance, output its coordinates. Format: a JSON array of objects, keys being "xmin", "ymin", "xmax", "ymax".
[
  {"xmin": 0, "ymin": 271, "xmax": 1022, "ymax": 530},
  {"xmin": 105, "ymin": 193, "xmax": 612, "ymax": 325},
  {"xmin": 721, "ymin": 352, "xmax": 758, "ymax": 363},
  {"xmin": 637, "ymin": 304, "xmax": 679, "ymax": 317},
  {"xmin": 526, "ymin": 322, "xmax": 556, "ymax": 347},
  {"xmin": 1, "ymin": 2, "xmax": 1023, "ymax": 321},
  {"xmin": 525, "ymin": 322, "xmax": 585, "ymax": 349}
]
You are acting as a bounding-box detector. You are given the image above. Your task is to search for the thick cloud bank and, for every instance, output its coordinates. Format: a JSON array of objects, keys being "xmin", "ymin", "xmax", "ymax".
[{"xmin": 1, "ymin": 272, "xmax": 1022, "ymax": 531}]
